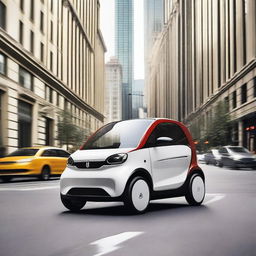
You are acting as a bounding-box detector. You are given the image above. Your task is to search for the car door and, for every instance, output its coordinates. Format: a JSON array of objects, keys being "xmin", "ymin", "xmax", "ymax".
[
  {"xmin": 146, "ymin": 122, "xmax": 192, "ymax": 191},
  {"xmin": 41, "ymin": 149, "xmax": 61, "ymax": 174},
  {"xmin": 56, "ymin": 150, "xmax": 70, "ymax": 174},
  {"xmin": 219, "ymin": 147, "xmax": 231, "ymax": 166}
]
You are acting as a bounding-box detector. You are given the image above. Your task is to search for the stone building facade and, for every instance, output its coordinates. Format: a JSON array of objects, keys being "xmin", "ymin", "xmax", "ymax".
[
  {"xmin": 0, "ymin": 0, "xmax": 106, "ymax": 155},
  {"xmin": 147, "ymin": 0, "xmax": 256, "ymax": 152}
]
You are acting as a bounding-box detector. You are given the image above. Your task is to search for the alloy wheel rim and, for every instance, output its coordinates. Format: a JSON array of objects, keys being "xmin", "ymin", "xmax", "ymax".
[
  {"xmin": 192, "ymin": 176, "xmax": 205, "ymax": 203},
  {"xmin": 131, "ymin": 180, "xmax": 150, "ymax": 211}
]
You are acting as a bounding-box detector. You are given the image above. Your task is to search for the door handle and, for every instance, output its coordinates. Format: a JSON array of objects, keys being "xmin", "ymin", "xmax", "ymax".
[{"xmin": 158, "ymin": 155, "xmax": 189, "ymax": 161}]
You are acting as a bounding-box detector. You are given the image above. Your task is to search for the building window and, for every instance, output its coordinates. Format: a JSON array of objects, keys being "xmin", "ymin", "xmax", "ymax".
[
  {"xmin": 232, "ymin": 91, "xmax": 237, "ymax": 109},
  {"xmin": 18, "ymin": 100, "xmax": 32, "ymax": 148},
  {"xmin": 0, "ymin": 2, "xmax": 6, "ymax": 30},
  {"xmin": 50, "ymin": 0, "xmax": 53, "ymax": 12},
  {"xmin": 19, "ymin": 21, "xmax": 24, "ymax": 45},
  {"xmin": 254, "ymin": 78, "xmax": 256, "ymax": 98},
  {"xmin": 45, "ymin": 85, "xmax": 53, "ymax": 103},
  {"xmin": 56, "ymin": 93, "xmax": 60, "ymax": 106},
  {"xmin": 40, "ymin": 42, "xmax": 44, "ymax": 62},
  {"xmin": 30, "ymin": 0, "xmax": 34, "ymax": 21},
  {"xmin": 50, "ymin": 21, "xmax": 53, "ymax": 42},
  {"xmin": 0, "ymin": 91, "xmax": 3, "ymax": 154},
  {"xmin": 242, "ymin": 0, "xmax": 247, "ymax": 65},
  {"xmin": 45, "ymin": 117, "xmax": 53, "ymax": 146},
  {"xmin": 20, "ymin": 0, "xmax": 24, "ymax": 12},
  {"xmin": 50, "ymin": 51, "xmax": 53, "ymax": 71},
  {"xmin": 40, "ymin": 11, "xmax": 44, "ymax": 32},
  {"xmin": 19, "ymin": 66, "xmax": 33, "ymax": 90},
  {"xmin": 224, "ymin": 96, "xmax": 229, "ymax": 112},
  {"xmin": 30, "ymin": 31, "xmax": 34, "ymax": 54},
  {"xmin": 241, "ymin": 84, "xmax": 247, "ymax": 104},
  {"xmin": 0, "ymin": 53, "xmax": 6, "ymax": 75}
]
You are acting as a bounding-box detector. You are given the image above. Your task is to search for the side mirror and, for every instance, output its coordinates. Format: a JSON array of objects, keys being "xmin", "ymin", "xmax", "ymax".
[{"xmin": 156, "ymin": 137, "xmax": 173, "ymax": 146}]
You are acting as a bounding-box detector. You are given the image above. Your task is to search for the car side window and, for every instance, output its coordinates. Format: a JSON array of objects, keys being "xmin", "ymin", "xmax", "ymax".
[
  {"xmin": 144, "ymin": 122, "xmax": 189, "ymax": 148},
  {"xmin": 57, "ymin": 150, "xmax": 70, "ymax": 157},
  {"xmin": 219, "ymin": 148, "xmax": 228, "ymax": 154},
  {"xmin": 41, "ymin": 149, "xmax": 58, "ymax": 157}
]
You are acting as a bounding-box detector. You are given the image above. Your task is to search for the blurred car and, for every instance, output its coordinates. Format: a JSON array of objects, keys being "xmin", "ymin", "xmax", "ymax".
[
  {"xmin": 197, "ymin": 153, "xmax": 205, "ymax": 163},
  {"xmin": 204, "ymin": 149, "xmax": 222, "ymax": 166},
  {"xmin": 0, "ymin": 147, "xmax": 70, "ymax": 182},
  {"xmin": 218, "ymin": 146, "xmax": 256, "ymax": 169}
]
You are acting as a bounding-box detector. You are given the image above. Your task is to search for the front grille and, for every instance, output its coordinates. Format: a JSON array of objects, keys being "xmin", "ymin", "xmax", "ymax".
[
  {"xmin": 73, "ymin": 161, "xmax": 106, "ymax": 169},
  {"xmin": 0, "ymin": 161, "xmax": 16, "ymax": 165},
  {"xmin": 67, "ymin": 188, "xmax": 110, "ymax": 197},
  {"xmin": 0, "ymin": 169, "xmax": 29, "ymax": 174}
]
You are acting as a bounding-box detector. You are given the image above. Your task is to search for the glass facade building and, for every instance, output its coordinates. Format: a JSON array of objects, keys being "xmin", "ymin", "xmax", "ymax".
[{"xmin": 115, "ymin": 0, "xmax": 134, "ymax": 120}]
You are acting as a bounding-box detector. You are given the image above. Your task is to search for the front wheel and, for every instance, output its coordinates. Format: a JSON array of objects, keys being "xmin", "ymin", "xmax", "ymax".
[
  {"xmin": 40, "ymin": 166, "xmax": 51, "ymax": 181},
  {"xmin": 185, "ymin": 174, "xmax": 205, "ymax": 206},
  {"xmin": 124, "ymin": 177, "xmax": 150, "ymax": 214},
  {"xmin": 61, "ymin": 194, "xmax": 86, "ymax": 211}
]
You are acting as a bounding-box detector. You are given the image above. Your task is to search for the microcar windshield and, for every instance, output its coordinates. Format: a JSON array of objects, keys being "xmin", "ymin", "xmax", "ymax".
[{"xmin": 81, "ymin": 120, "xmax": 153, "ymax": 150}]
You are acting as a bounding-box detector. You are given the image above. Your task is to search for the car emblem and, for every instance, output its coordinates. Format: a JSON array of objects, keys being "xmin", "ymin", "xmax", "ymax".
[{"xmin": 85, "ymin": 162, "xmax": 90, "ymax": 168}]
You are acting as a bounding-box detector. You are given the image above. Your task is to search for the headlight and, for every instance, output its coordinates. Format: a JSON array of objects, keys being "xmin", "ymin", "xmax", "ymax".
[
  {"xmin": 16, "ymin": 159, "xmax": 33, "ymax": 163},
  {"xmin": 106, "ymin": 153, "xmax": 128, "ymax": 165},
  {"xmin": 67, "ymin": 157, "xmax": 74, "ymax": 166}
]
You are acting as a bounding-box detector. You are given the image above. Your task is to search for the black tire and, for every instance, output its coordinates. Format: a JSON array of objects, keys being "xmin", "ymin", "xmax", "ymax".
[
  {"xmin": 1, "ymin": 176, "xmax": 12, "ymax": 183},
  {"xmin": 218, "ymin": 161, "xmax": 223, "ymax": 167},
  {"xmin": 205, "ymin": 161, "xmax": 209, "ymax": 165},
  {"xmin": 40, "ymin": 166, "xmax": 51, "ymax": 181},
  {"xmin": 61, "ymin": 194, "xmax": 86, "ymax": 211},
  {"xmin": 185, "ymin": 173, "xmax": 205, "ymax": 206},
  {"xmin": 123, "ymin": 176, "xmax": 150, "ymax": 214}
]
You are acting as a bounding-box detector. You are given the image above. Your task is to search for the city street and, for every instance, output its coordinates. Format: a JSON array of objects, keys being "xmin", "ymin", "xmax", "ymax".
[{"xmin": 0, "ymin": 164, "xmax": 256, "ymax": 256}]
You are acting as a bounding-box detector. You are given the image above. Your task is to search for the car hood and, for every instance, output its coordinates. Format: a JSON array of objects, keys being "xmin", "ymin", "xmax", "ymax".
[
  {"xmin": 71, "ymin": 148, "xmax": 134, "ymax": 162},
  {"xmin": 0, "ymin": 156, "xmax": 34, "ymax": 162}
]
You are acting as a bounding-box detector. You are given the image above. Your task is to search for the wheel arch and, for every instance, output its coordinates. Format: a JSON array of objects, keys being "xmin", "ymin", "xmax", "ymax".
[
  {"xmin": 42, "ymin": 164, "xmax": 51, "ymax": 173},
  {"xmin": 125, "ymin": 168, "xmax": 153, "ymax": 191},
  {"xmin": 188, "ymin": 167, "xmax": 205, "ymax": 182}
]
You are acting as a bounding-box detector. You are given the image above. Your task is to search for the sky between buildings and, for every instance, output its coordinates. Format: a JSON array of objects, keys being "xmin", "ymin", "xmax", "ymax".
[{"xmin": 100, "ymin": 0, "xmax": 144, "ymax": 80}]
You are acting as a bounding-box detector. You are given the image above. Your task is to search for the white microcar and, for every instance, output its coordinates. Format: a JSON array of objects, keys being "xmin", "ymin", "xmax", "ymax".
[{"xmin": 60, "ymin": 119, "xmax": 205, "ymax": 213}]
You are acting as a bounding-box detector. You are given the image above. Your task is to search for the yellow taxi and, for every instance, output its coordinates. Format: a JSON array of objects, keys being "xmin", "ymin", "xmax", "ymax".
[{"xmin": 0, "ymin": 147, "xmax": 70, "ymax": 182}]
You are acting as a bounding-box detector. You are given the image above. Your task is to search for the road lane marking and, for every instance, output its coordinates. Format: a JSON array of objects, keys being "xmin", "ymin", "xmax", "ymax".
[
  {"xmin": 91, "ymin": 232, "xmax": 144, "ymax": 256},
  {"xmin": 205, "ymin": 193, "xmax": 225, "ymax": 205}
]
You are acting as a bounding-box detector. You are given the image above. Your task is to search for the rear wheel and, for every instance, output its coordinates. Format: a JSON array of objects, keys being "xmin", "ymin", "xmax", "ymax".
[
  {"xmin": 40, "ymin": 166, "xmax": 50, "ymax": 181},
  {"xmin": 218, "ymin": 161, "xmax": 223, "ymax": 167},
  {"xmin": 61, "ymin": 194, "xmax": 86, "ymax": 211},
  {"xmin": 185, "ymin": 174, "xmax": 205, "ymax": 206},
  {"xmin": 124, "ymin": 176, "xmax": 150, "ymax": 214}
]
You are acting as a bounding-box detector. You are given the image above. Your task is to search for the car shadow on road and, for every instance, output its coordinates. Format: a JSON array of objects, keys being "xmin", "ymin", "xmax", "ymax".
[{"xmin": 60, "ymin": 202, "xmax": 208, "ymax": 217}]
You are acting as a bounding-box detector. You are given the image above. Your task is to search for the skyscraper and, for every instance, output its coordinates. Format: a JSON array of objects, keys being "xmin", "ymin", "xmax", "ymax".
[
  {"xmin": 144, "ymin": 0, "xmax": 164, "ymax": 63},
  {"xmin": 115, "ymin": 0, "xmax": 134, "ymax": 120},
  {"xmin": 105, "ymin": 57, "xmax": 122, "ymax": 123}
]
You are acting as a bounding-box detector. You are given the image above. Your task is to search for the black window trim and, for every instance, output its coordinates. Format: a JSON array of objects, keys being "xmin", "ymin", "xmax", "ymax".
[{"xmin": 143, "ymin": 122, "xmax": 190, "ymax": 148}]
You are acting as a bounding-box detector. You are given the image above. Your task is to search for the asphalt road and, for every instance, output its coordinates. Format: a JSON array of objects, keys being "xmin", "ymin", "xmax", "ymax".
[{"xmin": 0, "ymin": 164, "xmax": 256, "ymax": 256}]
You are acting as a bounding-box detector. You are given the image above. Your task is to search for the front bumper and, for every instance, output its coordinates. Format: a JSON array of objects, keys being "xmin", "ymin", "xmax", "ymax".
[
  {"xmin": 60, "ymin": 165, "xmax": 131, "ymax": 199},
  {"xmin": 234, "ymin": 160, "xmax": 256, "ymax": 168},
  {"xmin": 0, "ymin": 163, "xmax": 34, "ymax": 176}
]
